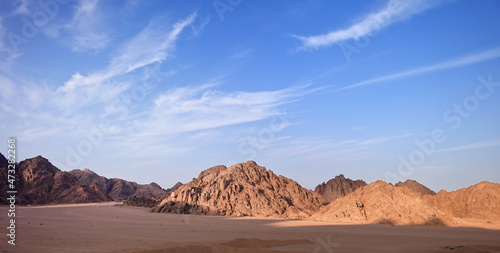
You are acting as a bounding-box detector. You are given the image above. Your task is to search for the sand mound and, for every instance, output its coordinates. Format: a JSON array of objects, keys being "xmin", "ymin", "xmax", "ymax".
[
  {"xmin": 153, "ymin": 161, "xmax": 324, "ymax": 219},
  {"xmin": 311, "ymin": 181, "xmax": 452, "ymax": 225}
]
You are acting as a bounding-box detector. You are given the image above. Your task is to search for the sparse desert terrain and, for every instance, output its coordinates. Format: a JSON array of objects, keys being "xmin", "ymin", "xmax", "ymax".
[{"xmin": 1, "ymin": 203, "xmax": 500, "ymax": 253}]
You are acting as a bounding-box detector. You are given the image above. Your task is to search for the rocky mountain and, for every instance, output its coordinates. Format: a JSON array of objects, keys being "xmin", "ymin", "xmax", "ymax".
[
  {"xmin": 395, "ymin": 179, "xmax": 436, "ymax": 196},
  {"xmin": 311, "ymin": 181, "xmax": 452, "ymax": 225},
  {"xmin": 424, "ymin": 181, "xmax": 500, "ymax": 221},
  {"xmin": 314, "ymin": 174, "xmax": 367, "ymax": 203},
  {"xmin": 153, "ymin": 161, "xmax": 325, "ymax": 219},
  {"xmin": 0, "ymin": 153, "xmax": 111, "ymax": 205},
  {"xmin": 69, "ymin": 169, "xmax": 168, "ymax": 201}
]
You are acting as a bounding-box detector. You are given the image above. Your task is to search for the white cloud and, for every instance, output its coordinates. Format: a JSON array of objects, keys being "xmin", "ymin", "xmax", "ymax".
[
  {"xmin": 139, "ymin": 84, "xmax": 310, "ymax": 136},
  {"xmin": 58, "ymin": 12, "xmax": 197, "ymax": 95},
  {"xmin": 335, "ymin": 46, "xmax": 500, "ymax": 91},
  {"xmin": 359, "ymin": 133, "xmax": 411, "ymax": 145},
  {"xmin": 292, "ymin": 0, "xmax": 440, "ymax": 50},
  {"xmin": 438, "ymin": 140, "xmax": 500, "ymax": 153},
  {"xmin": 65, "ymin": 0, "xmax": 111, "ymax": 52}
]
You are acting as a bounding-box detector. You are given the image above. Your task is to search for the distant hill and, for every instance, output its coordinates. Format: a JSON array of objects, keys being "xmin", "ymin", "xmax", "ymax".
[
  {"xmin": 0, "ymin": 154, "xmax": 111, "ymax": 205},
  {"xmin": 69, "ymin": 169, "xmax": 168, "ymax": 201},
  {"xmin": 311, "ymin": 181, "xmax": 451, "ymax": 225},
  {"xmin": 395, "ymin": 179, "xmax": 436, "ymax": 196},
  {"xmin": 311, "ymin": 180, "xmax": 500, "ymax": 226},
  {"xmin": 153, "ymin": 161, "xmax": 325, "ymax": 219},
  {"xmin": 424, "ymin": 181, "xmax": 500, "ymax": 221},
  {"xmin": 314, "ymin": 174, "xmax": 367, "ymax": 203},
  {"xmin": 0, "ymin": 153, "xmax": 168, "ymax": 205}
]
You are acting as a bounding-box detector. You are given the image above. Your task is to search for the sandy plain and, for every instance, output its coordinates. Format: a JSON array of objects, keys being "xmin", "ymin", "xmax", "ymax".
[{"xmin": 1, "ymin": 203, "xmax": 499, "ymax": 253}]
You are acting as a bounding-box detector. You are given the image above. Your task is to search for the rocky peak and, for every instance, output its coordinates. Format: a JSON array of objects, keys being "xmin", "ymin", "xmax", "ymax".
[
  {"xmin": 154, "ymin": 161, "xmax": 324, "ymax": 219},
  {"xmin": 20, "ymin": 155, "xmax": 60, "ymax": 176},
  {"xmin": 395, "ymin": 179, "xmax": 436, "ymax": 196},
  {"xmin": 315, "ymin": 174, "xmax": 367, "ymax": 202}
]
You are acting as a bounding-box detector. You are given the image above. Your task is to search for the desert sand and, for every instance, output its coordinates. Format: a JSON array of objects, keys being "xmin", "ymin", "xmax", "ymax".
[{"xmin": 1, "ymin": 203, "xmax": 500, "ymax": 253}]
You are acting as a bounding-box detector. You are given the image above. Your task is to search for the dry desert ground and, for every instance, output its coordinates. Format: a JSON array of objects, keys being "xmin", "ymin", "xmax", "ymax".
[{"xmin": 1, "ymin": 203, "xmax": 500, "ymax": 253}]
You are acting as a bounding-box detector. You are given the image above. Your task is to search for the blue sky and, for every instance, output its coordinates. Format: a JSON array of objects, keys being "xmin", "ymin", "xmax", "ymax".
[{"xmin": 1, "ymin": 0, "xmax": 499, "ymax": 192}]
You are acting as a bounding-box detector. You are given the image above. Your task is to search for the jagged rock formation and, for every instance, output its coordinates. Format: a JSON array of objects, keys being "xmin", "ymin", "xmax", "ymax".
[
  {"xmin": 153, "ymin": 161, "xmax": 325, "ymax": 219},
  {"xmin": 314, "ymin": 174, "xmax": 367, "ymax": 203},
  {"xmin": 395, "ymin": 179, "xmax": 436, "ymax": 196},
  {"xmin": 124, "ymin": 182, "xmax": 183, "ymax": 207},
  {"xmin": 0, "ymin": 153, "xmax": 112, "ymax": 205},
  {"xmin": 69, "ymin": 169, "xmax": 167, "ymax": 201},
  {"xmin": 424, "ymin": 181, "xmax": 500, "ymax": 221},
  {"xmin": 311, "ymin": 181, "xmax": 452, "ymax": 225}
]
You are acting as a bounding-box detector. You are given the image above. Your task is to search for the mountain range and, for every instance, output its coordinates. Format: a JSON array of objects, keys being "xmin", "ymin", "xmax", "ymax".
[
  {"xmin": 0, "ymin": 153, "xmax": 173, "ymax": 205},
  {"xmin": 1, "ymin": 153, "xmax": 499, "ymax": 227}
]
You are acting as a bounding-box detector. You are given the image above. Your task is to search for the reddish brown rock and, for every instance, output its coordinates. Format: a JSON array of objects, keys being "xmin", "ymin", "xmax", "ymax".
[
  {"xmin": 69, "ymin": 168, "xmax": 167, "ymax": 201},
  {"xmin": 314, "ymin": 174, "xmax": 367, "ymax": 203},
  {"xmin": 311, "ymin": 181, "xmax": 452, "ymax": 225},
  {"xmin": 0, "ymin": 154, "xmax": 112, "ymax": 205},
  {"xmin": 153, "ymin": 161, "xmax": 325, "ymax": 219}
]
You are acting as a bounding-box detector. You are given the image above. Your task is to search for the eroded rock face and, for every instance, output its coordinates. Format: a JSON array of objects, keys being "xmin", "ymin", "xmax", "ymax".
[
  {"xmin": 0, "ymin": 154, "xmax": 112, "ymax": 205},
  {"xmin": 395, "ymin": 179, "xmax": 436, "ymax": 196},
  {"xmin": 153, "ymin": 161, "xmax": 325, "ymax": 219},
  {"xmin": 69, "ymin": 169, "xmax": 167, "ymax": 201},
  {"xmin": 311, "ymin": 181, "xmax": 452, "ymax": 225},
  {"xmin": 424, "ymin": 181, "xmax": 500, "ymax": 220},
  {"xmin": 314, "ymin": 174, "xmax": 367, "ymax": 203}
]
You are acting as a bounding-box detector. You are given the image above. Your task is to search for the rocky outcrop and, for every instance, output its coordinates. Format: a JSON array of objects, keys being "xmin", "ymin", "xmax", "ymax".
[
  {"xmin": 424, "ymin": 181, "xmax": 500, "ymax": 220},
  {"xmin": 124, "ymin": 182, "xmax": 183, "ymax": 207},
  {"xmin": 69, "ymin": 169, "xmax": 167, "ymax": 201},
  {"xmin": 153, "ymin": 161, "xmax": 325, "ymax": 219},
  {"xmin": 314, "ymin": 174, "xmax": 367, "ymax": 203},
  {"xmin": 311, "ymin": 181, "xmax": 452, "ymax": 225},
  {"xmin": 0, "ymin": 154, "xmax": 112, "ymax": 205},
  {"xmin": 395, "ymin": 179, "xmax": 436, "ymax": 196}
]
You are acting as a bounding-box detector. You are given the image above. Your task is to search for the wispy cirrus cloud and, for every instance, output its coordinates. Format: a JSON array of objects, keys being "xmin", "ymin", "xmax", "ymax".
[
  {"xmin": 56, "ymin": 12, "xmax": 197, "ymax": 108},
  {"xmin": 335, "ymin": 46, "xmax": 500, "ymax": 91},
  {"xmin": 438, "ymin": 140, "xmax": 500, "ymax": 153},
  {"xmin": 292, "ymin": 0, "xmax": 441, "ymax": 50},
  {"xmin": 65, "ymin": 0, "xmax": 110, "ymax": 52},
  {"xmin": 138, "ymin": 83, "xmax": 312, "ymax": 136}
]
